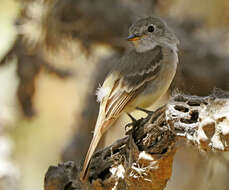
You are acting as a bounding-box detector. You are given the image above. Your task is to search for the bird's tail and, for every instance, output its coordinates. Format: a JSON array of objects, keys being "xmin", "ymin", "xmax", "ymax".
[{"xmin": 80, "ymin": 117, "xmax": 113, "ymax": 180}]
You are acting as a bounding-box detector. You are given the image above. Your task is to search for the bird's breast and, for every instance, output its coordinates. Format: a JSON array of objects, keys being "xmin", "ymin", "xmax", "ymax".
[{"xmin": 129, "ymin": 48, "xmax": 178, "ymax": 109}]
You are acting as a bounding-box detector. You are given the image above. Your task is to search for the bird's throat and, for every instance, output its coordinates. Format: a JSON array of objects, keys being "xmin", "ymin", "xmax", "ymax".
[{"xmin": 133, "ymin": 40, "xmax": 158, "ymax": 53}]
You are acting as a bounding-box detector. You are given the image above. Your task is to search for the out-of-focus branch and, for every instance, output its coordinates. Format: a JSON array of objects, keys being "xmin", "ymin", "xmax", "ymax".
[
  {"xmin": 172, "ymin": 22, "xmax": 229, "ymax": 96},
  {"xmin": 45, "ymin": 90, "xmax": 229, "ymax": 190},
  {"xmin": 0, "ymin": 0, "xmax": 155, "ymax": 118},
  {"xmin": 0, "ymin": 37, "xmax": 73, "ymax": 117}
]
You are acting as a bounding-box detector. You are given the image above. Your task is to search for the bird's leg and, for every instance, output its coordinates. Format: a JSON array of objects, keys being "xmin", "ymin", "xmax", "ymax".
[
  {"xmin": 136, "ymin": 107, "xmax": 154, "ymax": 115},
  {"xmin": 127, "ymin": 113, "xmax": 137, "ymax": 123},
  {"xmin": 125, "ymin": 113, "xmax": 137, "ymax": 132}
]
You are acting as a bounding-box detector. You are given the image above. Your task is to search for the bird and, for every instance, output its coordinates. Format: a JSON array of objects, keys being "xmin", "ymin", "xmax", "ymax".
[{"xmin": 81, "ymin": 16, "xmax": 179, "ymax": 180}]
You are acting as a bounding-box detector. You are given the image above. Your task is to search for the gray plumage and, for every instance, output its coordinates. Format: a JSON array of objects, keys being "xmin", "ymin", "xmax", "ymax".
[
  {"xmin": 114, "ymin": 46, "xmax": 162, "ymax": 91},
  {"xmin": 81, "ymin": 16, "xmax": 179, "ymax": 180}
]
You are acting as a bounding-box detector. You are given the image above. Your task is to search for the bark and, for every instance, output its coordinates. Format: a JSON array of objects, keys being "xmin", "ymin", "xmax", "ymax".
[{"xmin": 45, "ymin": 90, "xmax": 229, "ymax": 190}]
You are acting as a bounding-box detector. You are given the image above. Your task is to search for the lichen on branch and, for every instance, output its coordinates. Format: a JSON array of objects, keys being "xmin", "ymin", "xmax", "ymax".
[
  {"xmin": 44, "ymin": 90, "xmax": 229, "ymax": 190},
  {"xmin": 168, "ymin": 91, "xmax": 229, "ymax": 151}
]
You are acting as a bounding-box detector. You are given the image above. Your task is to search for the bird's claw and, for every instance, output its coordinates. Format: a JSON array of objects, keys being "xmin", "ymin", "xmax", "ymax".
[
  {"xmin": 125, "ymin": 113, "xmax": 137, "ymax": 132},
  {"xmin": 136, "ymin": 107, "xmax": 154, "ymax": 115}
]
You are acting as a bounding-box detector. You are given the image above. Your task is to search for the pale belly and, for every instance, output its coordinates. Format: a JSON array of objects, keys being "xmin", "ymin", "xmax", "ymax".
[{"xmin": 127, "ymin": 58, "xmax": 177, "ymax": 111}]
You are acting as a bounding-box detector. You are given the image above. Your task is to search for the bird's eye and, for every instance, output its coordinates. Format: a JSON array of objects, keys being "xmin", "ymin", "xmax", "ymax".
[{"xmin": 147, "ymin": 25, "xmax": 155, "ymax": 33}]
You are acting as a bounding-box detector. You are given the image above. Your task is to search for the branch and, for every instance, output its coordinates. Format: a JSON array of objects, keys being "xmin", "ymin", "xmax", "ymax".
[
  {"xmin": 168, "ymin": 90, "xmax": 229, "ymax": 151},
  {"xmin": 44, "ymin": 90, "xmax": 229, "ymax": 190}
]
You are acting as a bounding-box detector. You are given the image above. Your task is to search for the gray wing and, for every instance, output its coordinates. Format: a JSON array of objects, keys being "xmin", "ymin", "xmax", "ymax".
[
  {"xmin": 113, "ymin": 46, "xmax": 163, "ymax": 91},
  {"xmin": 103, "ymin": 46, "xmax": 163, "ymax": 118}
]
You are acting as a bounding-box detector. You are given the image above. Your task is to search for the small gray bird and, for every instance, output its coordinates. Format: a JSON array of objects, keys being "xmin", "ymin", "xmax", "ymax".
[{"xmin": 81, "ymin": 16, "xmax": 179, "ymax": 179}]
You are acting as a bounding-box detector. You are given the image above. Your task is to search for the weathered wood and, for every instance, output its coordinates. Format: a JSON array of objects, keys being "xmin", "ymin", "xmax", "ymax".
[{"xmin": 45, "ymin": 91, "xmax": 229, "ymax": 190}]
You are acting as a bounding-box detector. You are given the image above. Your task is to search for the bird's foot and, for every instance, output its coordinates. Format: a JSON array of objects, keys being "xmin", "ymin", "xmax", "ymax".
[
  {"xmin": 125, "ymin": 113, "xmax": 138, "ymax": 133},
  {"xmin": 136, "ymin": 107, "xmax": 154, "ymax": 115}
]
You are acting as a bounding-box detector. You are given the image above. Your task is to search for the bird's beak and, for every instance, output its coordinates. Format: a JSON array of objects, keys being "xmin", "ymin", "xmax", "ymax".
[{"xmin": 127, "ymin": 34, "xmax": 141, "ymax": 41}]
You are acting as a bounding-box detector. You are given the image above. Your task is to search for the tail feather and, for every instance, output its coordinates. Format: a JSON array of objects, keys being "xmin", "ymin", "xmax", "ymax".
[
  {"xmin": 81, "ymin": 128, "xmax": 102, "ymax": 180},
  {"xmin": 81, "ymin": 119, "xmax": 113, "ymax": 180}
]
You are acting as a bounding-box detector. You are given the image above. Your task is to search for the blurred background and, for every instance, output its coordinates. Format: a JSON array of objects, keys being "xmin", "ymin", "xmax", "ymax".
[{"xmin": 1, "ymin": 0, "xmax": 229, "ymax": 190}]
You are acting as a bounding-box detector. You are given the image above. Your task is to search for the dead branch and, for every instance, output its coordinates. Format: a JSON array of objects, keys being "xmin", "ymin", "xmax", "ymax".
[{"xmin": 44, "ymin": 90, "xmax": 229, "ymax": 190}]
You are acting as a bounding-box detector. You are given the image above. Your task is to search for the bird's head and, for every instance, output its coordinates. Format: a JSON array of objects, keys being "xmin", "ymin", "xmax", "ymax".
[{"xmin": 127, "ymin": 16, "xmax": 179, "ymax": 52}]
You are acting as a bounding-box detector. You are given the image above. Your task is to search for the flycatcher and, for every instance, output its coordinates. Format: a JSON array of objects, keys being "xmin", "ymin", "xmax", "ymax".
[{"xmin": 81, "ymin": 16, "xmax": 179, "ymax": 179}]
